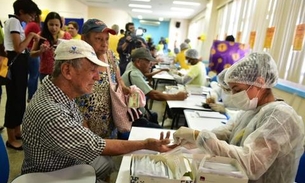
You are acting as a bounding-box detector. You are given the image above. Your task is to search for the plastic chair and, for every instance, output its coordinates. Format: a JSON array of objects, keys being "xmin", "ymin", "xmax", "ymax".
[
  {"xmin": 11, "ymin": 164, "xmax": 96, "ymax": 183},
  {"xmin": 0, "ymin": 134, "xmax": 9, "ymax": 183}
]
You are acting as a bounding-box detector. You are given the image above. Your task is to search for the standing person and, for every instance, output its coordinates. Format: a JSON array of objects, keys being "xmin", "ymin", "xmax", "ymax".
[
  {"xmin": 173, "ymin": 52, "xmax": 305, "ymax": 183},
  {"xmin": 108, "ymin": 24, "xmax": 120, "ymax": 59},
  {"xmin": 3, "ymin": 0, "xmax": 42, "ymax": 150},
  {"xmin": 77, "ymin": 19, "xmax": 130, "ymax": 138},
  {"xmin": 21, "ymin": 40, "xmax": 175, "ymax": 183},
  {"xmin": 171, "ymin": 49, "xmax": 207, "ymax": 86},
  {"xmin": 67, "ymin": 21, "xmax": 81, "ymax": 40},
  {"xmin": 0, "ymin": 20, "xmax": 5, "ymax": 132},
  {"xmin": 30, "ymin": 12, "xmax": 71, "ymax": 82},
  {"xmin": 25, "ymin": 13, "xmax": 41, "ymax": 103},
  {"xmin": 117, "ymin": 22, "xmax": 147, "ymax": 75}
]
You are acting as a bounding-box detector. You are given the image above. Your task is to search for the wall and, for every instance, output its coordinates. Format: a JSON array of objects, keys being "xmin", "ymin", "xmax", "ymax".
[
  {"xmin": 168, "ymin": 19, "xmax": 189, "ymax": 52},
  {"xmin": 0, "ymin": 0, "xmax": 88, "ymax": 22},
  {"xmin": 132, "ymin": 19, "xmax": 170, "ymax": 46},
  {"xmin": 87, "ymin": 7, "xmax": 131, "ymax": 32}
]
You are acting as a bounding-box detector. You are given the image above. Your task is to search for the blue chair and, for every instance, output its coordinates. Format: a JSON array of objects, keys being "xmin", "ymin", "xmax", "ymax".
[
  {"xmin": 295, "ymin": 152, "xmax": 305, "ymax": 183},
  {"xmin": 0, "ymin": 134, "xmax": 9, "ymax": 183}
]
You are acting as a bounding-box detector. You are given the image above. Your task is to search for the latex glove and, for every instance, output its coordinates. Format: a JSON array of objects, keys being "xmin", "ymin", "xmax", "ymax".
[
  {"xmin": 209, "ymin": 103, "xmax": 226, "ymax": 114},
  {"xmin": 173, "ymin": 127, "xmax": 196, "ymax": 145}
]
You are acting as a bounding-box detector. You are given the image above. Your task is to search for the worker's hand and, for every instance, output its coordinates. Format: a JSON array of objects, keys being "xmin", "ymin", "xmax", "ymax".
[
  {"xmin": 173, "ymin": 127, "xmax": 197, "ymax": 145},
  {"xmin": 145, "ymin": 131, "xmax": 177, "ymax": 152},
  {"xmin": 209, "ymin": 103, "xmax": 226, "ymax": 114},
  {"xmin": 175, "ymin": 91, "xmax": 188, "ymax": 100}
]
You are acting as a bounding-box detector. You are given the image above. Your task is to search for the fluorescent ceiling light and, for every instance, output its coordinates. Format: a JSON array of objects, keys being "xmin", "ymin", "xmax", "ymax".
[
  {"xmin": 129, "ymin": 4, "xmax": 151, "ymax": 8},
  {"xmin": 171, "ymin": 7, "xmax": 194, "ymax": 12},
  {"xmin": 132, "ymin": 9, "xmax": 152, "ymax": 13},
  {"xmin": 138, "ymin": 15, "xmax": 143, "ymax": 19},
  {"xmin": 159, "ymin": 17, "xmax": 164, "ymax": 21},
  {"xmin": 130, "ymin": 0, "xmax": 150, "ymax": 2},
  {"xmin": 173, "ymin": 1, "xmax": 200, "ymax": 6}
]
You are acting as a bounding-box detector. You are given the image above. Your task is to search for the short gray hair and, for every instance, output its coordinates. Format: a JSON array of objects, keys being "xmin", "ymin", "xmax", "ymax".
[{"xmin": 52, "ymin": 58, "xmax": 83, "ymax": 78}]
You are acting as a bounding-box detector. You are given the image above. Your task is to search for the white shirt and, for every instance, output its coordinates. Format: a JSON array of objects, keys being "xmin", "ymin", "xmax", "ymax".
[{"xmin": 4, "ymin": 16, "xmax": 25, "ymax": 52}]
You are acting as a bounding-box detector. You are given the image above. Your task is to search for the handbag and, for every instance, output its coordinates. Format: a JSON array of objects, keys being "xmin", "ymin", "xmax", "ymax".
[
  {"xmin": 0, "ymin": 54, "xmax": 19, "ymax": 85},
  {"xmin": 107, "ymin": 52, "xmax": 142, "ymax": 132}
]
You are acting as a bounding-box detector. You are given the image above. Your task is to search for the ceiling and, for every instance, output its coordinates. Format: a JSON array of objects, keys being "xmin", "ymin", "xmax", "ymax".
[{"xmin": 78, "ymin": 0, "xmax": 207, "ymax": 21}]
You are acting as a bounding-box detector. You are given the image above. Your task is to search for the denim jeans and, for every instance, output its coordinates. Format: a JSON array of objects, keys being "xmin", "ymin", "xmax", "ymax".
[{"xmin": 27, "ymin": 56, "xmax": 40, "ymax": 100}]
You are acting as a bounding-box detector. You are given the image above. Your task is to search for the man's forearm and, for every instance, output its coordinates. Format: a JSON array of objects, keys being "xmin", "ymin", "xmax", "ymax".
[{"xmin": 102, "ymin": 139, "xmax": 147, "ymax": 155}]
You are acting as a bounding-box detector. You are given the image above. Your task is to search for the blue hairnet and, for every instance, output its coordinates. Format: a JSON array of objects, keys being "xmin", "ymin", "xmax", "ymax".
[{"xmin": 224, "ymin": 52, "xmax": 278, "ymax": 88}]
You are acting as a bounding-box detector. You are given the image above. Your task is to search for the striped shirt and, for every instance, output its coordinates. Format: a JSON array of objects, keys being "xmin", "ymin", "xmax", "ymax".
[{"xmin": 21, "ymin": 76, "xmax": 106, "ymax": 174}]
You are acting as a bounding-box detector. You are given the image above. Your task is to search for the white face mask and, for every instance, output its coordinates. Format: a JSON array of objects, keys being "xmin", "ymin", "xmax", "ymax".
[{"xmin": 230, "ymin": 88, "xmax": 259, "ymax": 111}]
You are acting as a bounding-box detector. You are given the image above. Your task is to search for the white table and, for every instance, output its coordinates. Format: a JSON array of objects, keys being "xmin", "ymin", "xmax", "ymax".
[
  {"xmin": 152, "ymin": 71, "xmax": 176, "ymax": 89},
  {"xmin": 115, "ymin": 127, "xmax": 176, "ymax": 183},
  {"xmin": 184, "ymin": 109, "xmax": 226, "ymax": 131}
]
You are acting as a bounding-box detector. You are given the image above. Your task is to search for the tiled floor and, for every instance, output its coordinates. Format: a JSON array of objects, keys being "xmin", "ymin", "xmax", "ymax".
[{"xmin": 0, "ymin": 83, "xmax": 178, "ymax": 183}]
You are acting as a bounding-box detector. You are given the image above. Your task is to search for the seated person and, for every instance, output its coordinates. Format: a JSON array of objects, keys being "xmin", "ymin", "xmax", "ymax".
[
  {"xmin": 121, "ymin": 47, "xmax": 188, "ymax": 106},
  {"xmin": 172, "ymin": 49, "xmax": 208, "ymax": 86},
  {"xmin": 174, "ymin": 42, "xmax": 189, "ymax": 69},
  {"xmin": 209, "ymin": 68, "xmax": 240, "ymax": 118},
  {"xmin": 173, "ymin": 52, "xmax": 305, "ymax": 183},
  {"xmin": 21, "ymin": 40, "xmax": 176, "ymax": 183}
]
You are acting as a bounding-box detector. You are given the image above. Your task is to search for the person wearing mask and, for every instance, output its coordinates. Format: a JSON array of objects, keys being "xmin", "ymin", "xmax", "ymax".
[
  {"xmin": 173, "ymin": 52, "xmax": 305, "ymax": 183},
  {"xmin": 209, "ymin": 68, "xmax": 240, "ymax": 118},
  {"xmin": 174, "ymin": 42, "xmax": 189, "ymax": 69},
  {"xmin": 21, "ymin": 40, "xmax": 175, "ymax": 183},
  {"xmin": 4, "ymin": 0, "xmax": 42, "ymax": 150},
  {"xmin": 67, "ymin": 21, "xmax": 81, "ymax": 40},
  {"xmin": 30, "ymin": 12, "xmax": 71, "ymax": 81},
  {"xmin": 172, "ymin": 49, "xmax": 208, "ymax": 86},
  {"xmin": 117, "ymin": 22, "xmax": 147, "ymax": 75}
]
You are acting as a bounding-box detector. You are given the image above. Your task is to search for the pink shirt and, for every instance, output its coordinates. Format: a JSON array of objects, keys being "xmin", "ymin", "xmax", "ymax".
[{"xmin": 39, "ymin": 32, "xmax": 71, "ymax": 74}]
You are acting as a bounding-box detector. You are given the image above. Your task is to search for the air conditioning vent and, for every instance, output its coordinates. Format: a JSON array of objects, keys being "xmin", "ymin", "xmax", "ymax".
[{"xmin": 139, "ymin": 20, "xmax": 160, "ymax": 26}]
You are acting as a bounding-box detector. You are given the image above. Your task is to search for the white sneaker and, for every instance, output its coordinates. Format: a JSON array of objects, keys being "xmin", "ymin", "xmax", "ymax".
[{"xmin": 161, "ymin": 118, "xmax": 173, "ymax": 127}]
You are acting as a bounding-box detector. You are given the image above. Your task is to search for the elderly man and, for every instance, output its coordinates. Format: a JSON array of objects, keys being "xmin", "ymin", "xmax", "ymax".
[
  {"xmin": 21, "ymin": 40, "xmax": 175, "ymax": 183},
  {"xmin": 121, "ymin": 47, "xmax": 188, "ymax": 102}
]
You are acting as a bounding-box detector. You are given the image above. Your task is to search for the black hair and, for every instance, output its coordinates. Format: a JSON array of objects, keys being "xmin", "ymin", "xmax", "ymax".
[
  {"xmin": 13, "ymin": 0, "xmax": 41, "ymax": 16},
  {"xmin": 120, "ymin": 29, "xmax": 124, "ymax": 34},
  {"xmin": 68, "ymin": 21, "xmax": 79, "ymax": 30},
  {"xmin": 39, "ymin": 12, "xmax": 62, "ymax": 47},
  {"xmin": 125, "ymin": 22, "xmax": 134, "ymax": 31},
  {"xmin": 225, "ymin": 35, "xmax": 235, "ymax": 42}
]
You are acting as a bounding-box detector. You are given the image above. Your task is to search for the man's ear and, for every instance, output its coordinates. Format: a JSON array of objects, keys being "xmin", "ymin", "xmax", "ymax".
[{"xmin": 61, "ymin": 62, "xmax": 73, "ymax": 80}]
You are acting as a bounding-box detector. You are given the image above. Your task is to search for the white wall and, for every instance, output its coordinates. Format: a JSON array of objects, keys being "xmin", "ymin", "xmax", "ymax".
[
  {"xmin": 87, "ymin": 7, "xmax": 132, "ymax": 32},
  {"xmin": 168, "ymin": 19, "xmax": 189, "ymax": 52},
  {"xmin": 0, "ymin": 0, "xmax": 88, "ymax": 22}
]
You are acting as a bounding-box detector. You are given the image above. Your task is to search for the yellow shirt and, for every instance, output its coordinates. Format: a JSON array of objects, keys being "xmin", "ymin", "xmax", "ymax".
[
  {"xmin": 187, "ymin": 62, "xmax": 207, "ymax": 86},
  {"xmin": 175, "ymin": 50, "xmax": 189, "ymax": 69},
  {"xmin": 109, "ymin": 34, "xmax": 120, "ymax": 59},
  {"xmin": 72, "ymin": 34, "xmax": 81, "ymax": 40}
]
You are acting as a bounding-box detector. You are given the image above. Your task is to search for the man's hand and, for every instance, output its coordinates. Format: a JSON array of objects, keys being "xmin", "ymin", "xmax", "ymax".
[
  {"xmin": 144, "ymin": 131, "xmax": 177, "ymax": 152},
  {"xmin": 176, "ymin": 92, "xmax": 188, "ymax": 100},
  {"xmin": 122, "ymin": 86, "xmax": 131, "ymax": 95}
]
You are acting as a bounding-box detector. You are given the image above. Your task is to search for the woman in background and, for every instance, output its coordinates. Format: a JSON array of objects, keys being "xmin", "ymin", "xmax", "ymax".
[
  {"xmin": 25, "ymin": 14, "xmax": 41, "ymax": 102},
  {"xmin": 30, "ymin": 12, "xmax": 71, "ymax": 81},
  {"xmin": 4, "ymin": 0, "xmax": 41, "ymax": 150}
]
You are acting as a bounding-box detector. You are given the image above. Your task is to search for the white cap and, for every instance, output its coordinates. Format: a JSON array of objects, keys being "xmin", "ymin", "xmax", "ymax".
[{"xmin": 54, "ymin": 40, "xmax": 108, "ymax": 67}]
